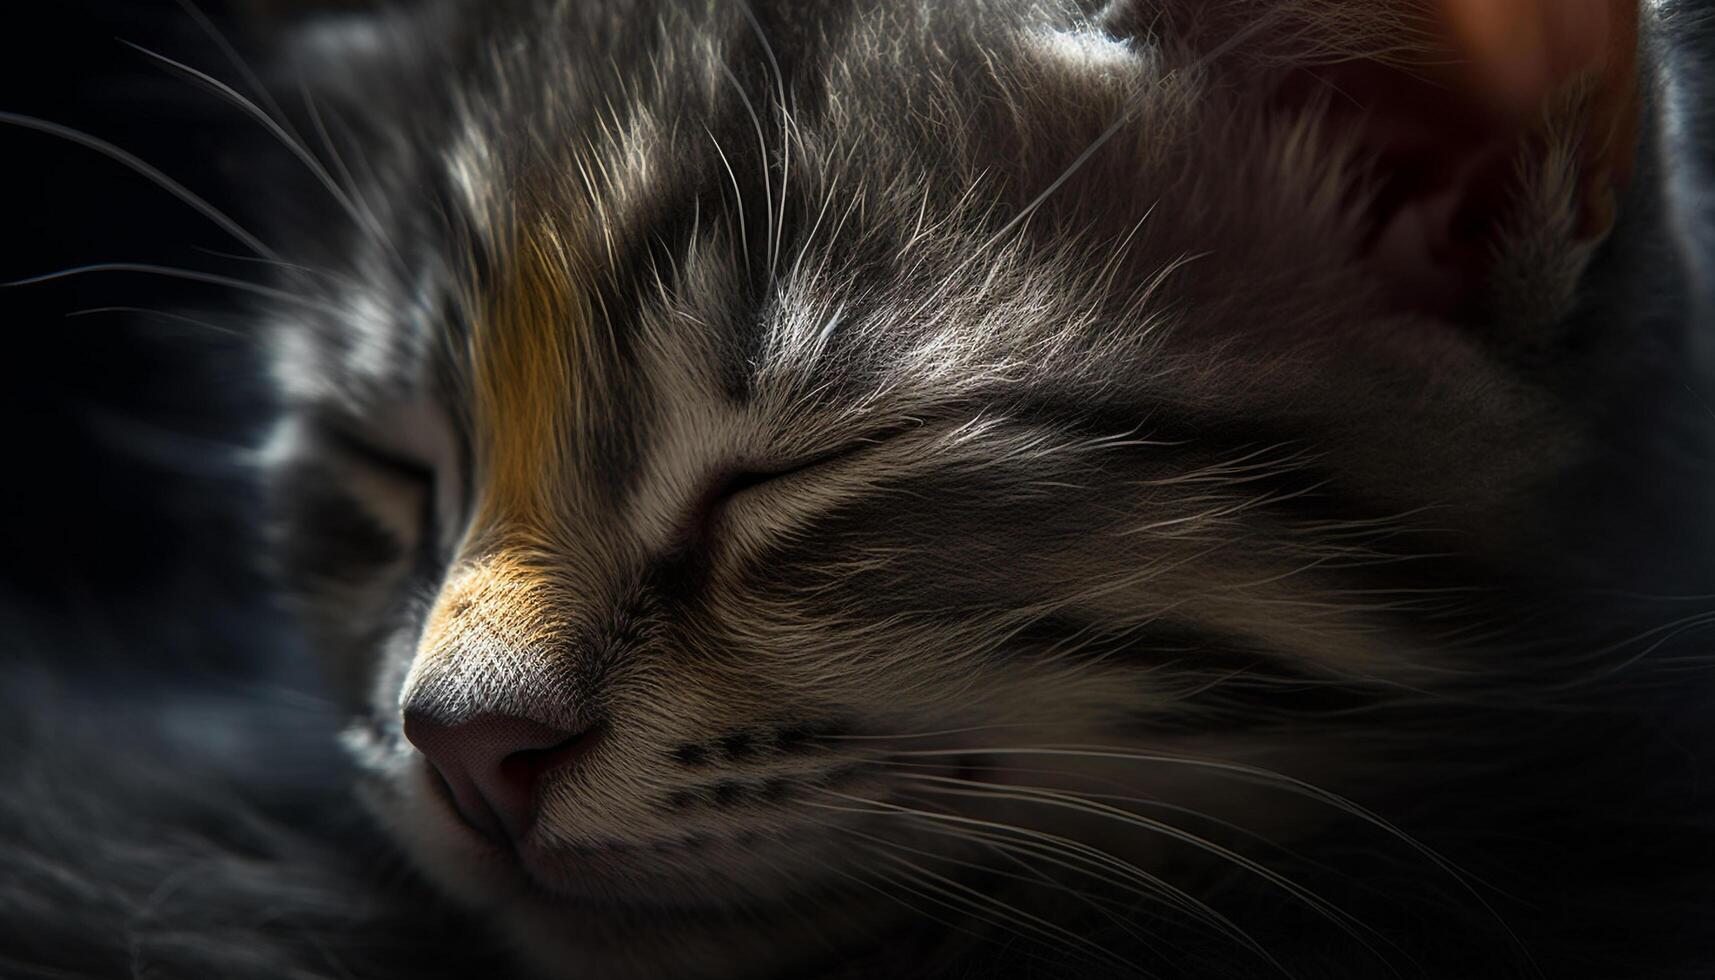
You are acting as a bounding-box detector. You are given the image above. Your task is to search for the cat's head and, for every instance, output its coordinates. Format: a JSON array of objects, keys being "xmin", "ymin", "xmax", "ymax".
[{"xmin": 257, "ymin": 0, "xmax": 1644, "ymax": 976}]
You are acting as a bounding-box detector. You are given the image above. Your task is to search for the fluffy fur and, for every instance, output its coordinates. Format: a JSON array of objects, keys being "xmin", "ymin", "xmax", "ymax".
[{"xmin": 4, "ymin": 1, "xmax": 1715, "ymax": 978}]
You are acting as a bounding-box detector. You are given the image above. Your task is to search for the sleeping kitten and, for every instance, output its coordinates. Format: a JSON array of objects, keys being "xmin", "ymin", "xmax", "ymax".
[{"xmin": 4, "ymin": 0, "xmax": 1715, "ymax": 978}]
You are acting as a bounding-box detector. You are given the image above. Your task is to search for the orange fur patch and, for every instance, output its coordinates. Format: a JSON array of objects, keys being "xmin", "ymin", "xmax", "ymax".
[
  {"xmin": 436, "ymin": 207, "xmax": 605, "ymax": 664},
  {"xmin": 420, "ymin": 553, "xmax": 567, "ymax": 663},
  {"xmin": 467, "ymin": 213, "xmax": 600, "ymax": 543}
]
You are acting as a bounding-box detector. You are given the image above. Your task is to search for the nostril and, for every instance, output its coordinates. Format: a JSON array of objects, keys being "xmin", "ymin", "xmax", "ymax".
[
  {"xmin": 401, "ymin": 709, "xmax": 600, "ymax": 845},
  {"xmin": 497, "ymin": 725, "xmax": 604, "ymax": 792}
]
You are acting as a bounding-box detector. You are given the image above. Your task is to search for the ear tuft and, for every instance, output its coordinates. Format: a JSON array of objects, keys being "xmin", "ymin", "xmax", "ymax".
[
  {"xmin": 1396, "ymin": 0, "xmax": 1641, "ymax": 321},
  {"xmin": 1436, "ymin": 0, "xmax": 1641, "ymax": 238}
]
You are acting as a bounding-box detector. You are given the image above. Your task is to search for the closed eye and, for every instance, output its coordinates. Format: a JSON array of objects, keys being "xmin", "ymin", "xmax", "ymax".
[
  {"xmin": 310, "ymin": 422, "xmax": 438, "ymax": 562},
  {"xmin": 718, "ymin": 451, "xmax": 845, "ymax": 500},
  {"xmin": 696, "ymin": 433, "xmax": 899, "ymax": 543},
  {"xmin": 716, "ymin": 431, "xmax": 902, "ymax": 504},
  {"xmin": 320, "ymin": 423, "xmax": 438, "ymax": 490}
]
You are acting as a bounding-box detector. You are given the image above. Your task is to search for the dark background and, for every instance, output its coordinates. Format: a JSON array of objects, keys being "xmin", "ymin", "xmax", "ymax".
[
  {"xmin": 0, "ymin": 0, "xmax": 273, "ymax": 648},
  {"xmin": 0, "ymin": 17, "xmax": 503, "ymax": 977}
]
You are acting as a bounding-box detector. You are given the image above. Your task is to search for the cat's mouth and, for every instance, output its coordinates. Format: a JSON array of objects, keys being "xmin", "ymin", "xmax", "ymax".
[
  {"xmin": 387, "ymin": 738, "xmax": 1074, "ymax": 976},
  {"xmin": 410, "ymin": 750, "xmax": 887, "ymax": 907}
]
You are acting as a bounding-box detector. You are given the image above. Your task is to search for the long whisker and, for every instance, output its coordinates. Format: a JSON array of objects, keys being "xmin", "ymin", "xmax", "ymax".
[
  {"xmin": 776, "ymin": 805, "xmax": 1096, "ymax": 972},
  {"xmin": 1566, "ymin": 607, "xmax": 1715, "ymax": 685},
  {"xmin": 886, "ymin": 744, "xmax": 1473, "ymax": 889},
  {"xmin": 894, "ymin": 773, "xmax": 1399, "ymax": 968},
  {"xmin": 67, "ymin": 306, "xmax": 252, "ymax": 342},
  {"xmin": 705, "ymin": 126, "xmax": 750, "ymax": 280},
  {"xmin": 966, "ymin": 831, "xmax": 1186, "ymax": 969},
  {"xmin": 194, "ymin": 249, "xmax": 358, "ymax": 290},
  {"xmin": 728, "ymin": 838, "xmax": 854, "ymax": 963},
  {"xmin": 716, "ymin": 60, "xmax": 772, "ymax": 288},
  {"xmin": 832, "ymin": 818, "xmax": 1152, "ymax": 931},
  {"xmin": 870, "ymin": 757, "xmax": 1337, "ymax": 872},
  {"xmin": 769, "ymin": 834, "xmax": 1006, "ymax": 960},
  {"xmin": 858, "ymin": 843, "xmax": 1137, "ymax": 973},
  {"xmin": 885, "ymin": 797, "xmax": 1279, "ymax": 972},
  {"xmin": 118, "ymin": 41, "xmax": 384, "ymax": 256},
  {"xmin": 805, "ymin": 786, "xmax": 1279, "ymax": 970},
  {"xmin": 171, "ymin": 0, "xmax": 297, "ymax": 138},
  {"xmin": 839, "ymin": 828, "xmax": 1141, "ymax": 950},
  {"xmin": 295, "ymin": 80, "xmax": 414, "ymax": 282},
  {"xmin": 735, "ymin": 0, "xmax": 789, "ymax": 281},
  {"xmin": 0, "ymin": 112, "xmax": 279, "ymax": 262},
  {"xmin": 5, "ymin": 263, "xmax": 348, "ymax": 317}
]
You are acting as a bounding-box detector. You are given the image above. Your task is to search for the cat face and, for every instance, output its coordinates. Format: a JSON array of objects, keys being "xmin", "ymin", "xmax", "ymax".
[{"xmin": 261, "ymin": 0, "xmax": 1638, "ymax": 975}]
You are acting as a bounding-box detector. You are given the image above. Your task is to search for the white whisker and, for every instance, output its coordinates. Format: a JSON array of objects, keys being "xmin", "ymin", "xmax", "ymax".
[{"xmin": 0, "ymin": 112, "xmax": 278, "ymax": 263}]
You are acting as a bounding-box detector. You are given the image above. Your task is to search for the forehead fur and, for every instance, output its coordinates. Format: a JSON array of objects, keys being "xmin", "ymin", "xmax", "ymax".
[
  {"xmin": 468, "ymin": 213, "xmax": 595, "ymax": 539},
  {"xmin": 272, "ymin": 0, "xmax": 1586, "ymax": 578}
]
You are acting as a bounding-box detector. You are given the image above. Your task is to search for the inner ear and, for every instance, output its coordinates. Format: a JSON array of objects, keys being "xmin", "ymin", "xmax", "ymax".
[
  {"xmin": 1295, "ymin": 0, "xmax": 1640, "ymax": 318},
  {"xmin": 1282, "ymin": 60, "xmax": 1526, "ymax": 317},
  {"xmin": 1104, "ymin": 0, "xmax": 1641, "ymax": 321}
]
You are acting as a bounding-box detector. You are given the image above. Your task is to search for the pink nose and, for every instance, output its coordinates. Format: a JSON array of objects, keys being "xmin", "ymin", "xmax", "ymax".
[{"xmin": 402, "ymin": 711, "xmax": 599, "ymax": 844}]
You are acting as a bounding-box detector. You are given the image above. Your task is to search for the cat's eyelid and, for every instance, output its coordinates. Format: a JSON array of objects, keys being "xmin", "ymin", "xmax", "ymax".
[
  {"xmin": 738, "ymin": 424, "xmax": 912, "ymax": 491},
  {"xmin": 318, "ymin": 421, "xmax": 438, "ymax": 487},
  {"xmin": 305, "ymin": 404, "xmax": 470, "ymax": 556}
]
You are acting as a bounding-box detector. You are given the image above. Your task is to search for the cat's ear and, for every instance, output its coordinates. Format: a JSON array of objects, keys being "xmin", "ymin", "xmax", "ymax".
[
  {"xmin": 1356, "ymin": 0, "xmax": 1640, "ymax": 315},
  {"xmin": 1110, "ymin": 0, "xmax": 1642, "ymax": 318},
  {"xmin": 1431, "ymin": 0, "xmax": 1640, "ymax": 226}
]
